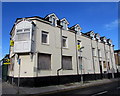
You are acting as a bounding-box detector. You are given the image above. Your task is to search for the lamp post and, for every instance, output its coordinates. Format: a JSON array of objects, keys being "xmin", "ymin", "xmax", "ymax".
[{"xmin": 79, "ymin": 46, "xmax": 84, "ymax": 84}]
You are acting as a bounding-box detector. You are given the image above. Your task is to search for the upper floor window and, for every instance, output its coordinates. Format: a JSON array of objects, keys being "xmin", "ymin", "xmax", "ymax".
[
  {"xmin": 16, "ymin": 28, "xmax": 30, "ymax": 41},
  {"xmin": 98, "ymin": 49, "xmax": 101, "ymax": 57},
  {"xmin": 42, "ymin": 31, "xmax": 49, "ymax": 44},
  {"xmin": 62, "ymin": 21, "xmax": 67, "ymax": 30},
  {"xmin": 52, "ymin": 17, "xmax": 56, "ymax": 26},
  {"xmin": 92, "ymin": 48, "xmax": 96, "ymax": 56},
  {"xmin": 45, "ymin": 13, "xmax": 59, "ymax": 26},
  {"xmin": 62, "ymin": 36, "xmax": 68, "ymax": 48},
  {"xmin": 60, "ymin": 18, "xmax": 69, "ymax": 30}
]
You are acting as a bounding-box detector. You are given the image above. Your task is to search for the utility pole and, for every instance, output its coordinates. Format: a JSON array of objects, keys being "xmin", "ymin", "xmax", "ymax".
[{"xmin": 79, "ymin": 47, "xmax": 84, "ymax": 84}]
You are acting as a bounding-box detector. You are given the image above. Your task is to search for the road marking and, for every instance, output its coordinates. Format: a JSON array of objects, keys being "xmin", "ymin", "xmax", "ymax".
[
  {"xmin": 91, "ymin": 91, "xmax": 108, "ymax": 96},
  {"xmin": 117, "ymin": 87, "xmax": 120, "ymax": 89}
]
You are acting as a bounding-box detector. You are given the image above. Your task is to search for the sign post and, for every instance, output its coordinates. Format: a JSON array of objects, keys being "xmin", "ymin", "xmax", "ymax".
[
  {"xmin": 79, "ymin": 46, "xmax": 84, "ymax": 84},
  {"xmin": 17, "ymin": 58, "xmax": 21, "ymax": 94}
]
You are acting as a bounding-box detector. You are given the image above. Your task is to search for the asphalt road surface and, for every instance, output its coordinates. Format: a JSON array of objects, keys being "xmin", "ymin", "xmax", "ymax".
[{"xmin": 40, "ymin": 79, "xmax": 120, "ymax": 96}]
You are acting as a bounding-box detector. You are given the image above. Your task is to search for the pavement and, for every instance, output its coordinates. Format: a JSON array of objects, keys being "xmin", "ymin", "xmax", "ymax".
[{"xmin": 1, "ymin": 78, "xmax": 120, "ymax": 96}]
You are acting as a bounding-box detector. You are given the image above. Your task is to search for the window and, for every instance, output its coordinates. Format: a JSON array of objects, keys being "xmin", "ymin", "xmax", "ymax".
[
  {"xmin": 17, "ymin": 29, "xmax": 22, "ymax": 33},
  {"xmin": 16, "ymin": 28, "xmax": 30, "ymax": 41},
  {"xmin": 42, "ymin": 31, "xmax": 49, "ymax": 44},
  {"xmin": 38, "ymin": 53, "xmax": 51, "ymax": 70},
  {"xmin": 98, "ymin": 49, "xmax": 101, "ymax": 57},
  {"xmin": 62, "ymin": 56, "xmax": 72, "ymax": 70},
  {"xmin": 62, "ymin": 21, "xmax": 67, "ymax": 30},
  {"xmin": 108, "ymin": 62, "xmax": 110, "ymax": 70},
  {"xmin": 52, "ymin": 18, "xmax": 56, "ymax": 26},
  {"xmin": 62, "ymin": 36, "xmax": 68, "ymax": 48},
  {"xmin": 103, "ymin": 61, "xmax": 106, "ymax": 68},
  {"xmin": 92, "ymin": 48, "xmax": 96, "ymax": 56}
]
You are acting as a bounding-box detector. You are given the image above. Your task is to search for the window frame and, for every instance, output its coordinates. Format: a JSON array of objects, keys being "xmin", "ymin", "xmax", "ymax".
[
  {"xmin": 16, "ymin": 28, "xmax": 31, "ymax": 41},
  {"xmin": 92, "ymin": 48, "xmax": 96, "ymax": 57},
  {"xmin": 41, "ymin": 31, "xmax": 49, "ymax": 45},
  {"xmin": 98, "ymin": 49, "xmax": 101, "ymax": 58},
  {"xmin": 62, "ymin": 21, "xmax": 67, "ymax": 30},
  {"xmin": 62, "ymin": 36, "xmax": 68, "ymax": 48},
  {"xmin": 37, "ymin": 53, "xmax": 51, "ymax": 70},
  {"xmin": 62, "ymin": 56, "xmax": 72, "ymax": 70}
]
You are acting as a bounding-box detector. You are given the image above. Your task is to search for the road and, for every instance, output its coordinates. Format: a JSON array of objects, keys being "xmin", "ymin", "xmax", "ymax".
[{"xmin": 39, "ymin": 79, "xmax": 120, "ymax": 96}]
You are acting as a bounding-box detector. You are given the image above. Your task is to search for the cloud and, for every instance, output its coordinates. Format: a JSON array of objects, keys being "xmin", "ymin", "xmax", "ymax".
[{"xmin": 104, "ymin": 19, "xmax": 118, "ymax": 30}]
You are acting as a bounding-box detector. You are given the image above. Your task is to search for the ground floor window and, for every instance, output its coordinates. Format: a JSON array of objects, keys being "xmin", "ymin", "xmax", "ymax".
[
  {"xmin": 103, "ymin": 61, "xmax": 106, "ymax": 68},
  {"xmin": 62, "ymin": 56, "xmax": 72, "ymax": 70},
  {"xmin": 38, "ymin": 53, "xmax": 51, "ymax": 70}
]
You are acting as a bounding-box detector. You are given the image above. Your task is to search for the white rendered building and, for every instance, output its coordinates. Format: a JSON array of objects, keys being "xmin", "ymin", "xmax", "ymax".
[{"xmin": 8, "ymin": 13, "xmax": 117, "ymax": 87}]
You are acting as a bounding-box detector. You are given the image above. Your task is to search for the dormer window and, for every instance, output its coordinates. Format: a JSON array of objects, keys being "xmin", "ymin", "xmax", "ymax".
[
  {"xmin": 52, "ymin": 17, "xmax": 56, "ymax": 26},
  {"xmin": 103, "ymin": 39, "xmax": 106, "ymax": 43},
  {"xmin": 107, "ymin": 39, "xmax": 112, "ymax": 45},
  {"xmin": 70, "ymin": 24, "xmax": 82, "ymax": 35},
  {"xmin": 60, "ymin": 18, "xmax": 69, "ymax": 30},
  {"xmin": 62, "ymin": 21, "xmax": 67, "ymax": 30},
  {"xmin": 101, "ymin": 37, "xmax": 107, "ymax": 44},
  {"xmin": 90, "ymin": 31, "xmax": 95, "ymax": 40},
  {"xmin": 103, "ymin": 37, "xmax": 107, "ymax": 43},
  {"xmin": 95, "ymin": 33, "xmax": 101, "ymax": 42},
  {"xmin": 45, "ymin": 13, "xmax": 59, "ymax": 26}
]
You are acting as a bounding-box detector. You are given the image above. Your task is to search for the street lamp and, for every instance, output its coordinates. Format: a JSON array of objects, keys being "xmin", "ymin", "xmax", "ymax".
[{"xmin": 79, "ymin": 46, "xmax": 84, "ymax": 84}]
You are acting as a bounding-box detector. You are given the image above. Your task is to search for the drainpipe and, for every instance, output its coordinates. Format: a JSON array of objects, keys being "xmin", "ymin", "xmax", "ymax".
[
  {"xmin": 103, "ymin": 43, "xmax": 109, "ymax": 78},
  {"xmin": 112, "ymin": 45, "xmax": 118, "ymax": 77},
  {"xmin": 96, "ymin": 40, "xmax": 102, "ymax": 79},
  {"xmin": 75, "ymin": 31, "xmax": 79, "ymax": 77},
  {"xmin": 57, "ymin": 25, "xmax": 63, "ymax": 84},
  {"xmin": 90, "ymin": 38, "xmax": 96, "ymax": 80},
  {"xmin": 109, "ymin": 45, "xmax": 114, "ymax": 79}
]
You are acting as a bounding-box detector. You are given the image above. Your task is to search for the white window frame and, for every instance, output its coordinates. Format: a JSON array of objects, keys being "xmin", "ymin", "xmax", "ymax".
[
  {"xmin": 16, "ymin": 28, "xmax": 31, "ymax": 41},
  {"xmin": 62, "ymin": 36, "xmax": 68, "ymax": 48},
  {"xmin": 98, "ymin": 49, "xmax": 101, "ymax": 57},
  {"xmin": 62, "ymin": 21, "xmax": 67, "ymax": 30},
  {"xmin": 92, "ymin": 48, "xmax": 96, "ymax": 57},
  {"xmin": 41, "ymin": 31, "xmax": 49, "ymax": 44}
]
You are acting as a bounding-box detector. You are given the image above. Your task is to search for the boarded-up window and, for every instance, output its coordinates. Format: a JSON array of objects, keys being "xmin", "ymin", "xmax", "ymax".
[
  {"xmin": 38, "ymin": 53, "xmax": 51, "ymax": 70},
  {"xmin": 62, "ymin": 56, "xmax": 72, "ymax": 70},
  {"xmin": 103, "ymin": 61, "xmax": 106, "ymax": 68}
]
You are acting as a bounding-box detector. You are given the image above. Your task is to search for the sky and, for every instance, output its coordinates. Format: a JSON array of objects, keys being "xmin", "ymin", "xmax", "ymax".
[{"xmin": 1, "ymin": 2, "xmax": 118, "ymax": 59}]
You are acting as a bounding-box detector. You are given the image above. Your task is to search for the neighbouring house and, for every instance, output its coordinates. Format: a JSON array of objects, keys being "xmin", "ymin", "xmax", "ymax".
[
  {"xmin": 114, "ymin": 50, "xmax": 120, "ymax": 72},
  {"xmin": 8, "ymin": 13, "xmax": 117, "ymax": 87},
  {"xmin": 1, "ymin": 54, "xmax": 10, "ymax": 81}
]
